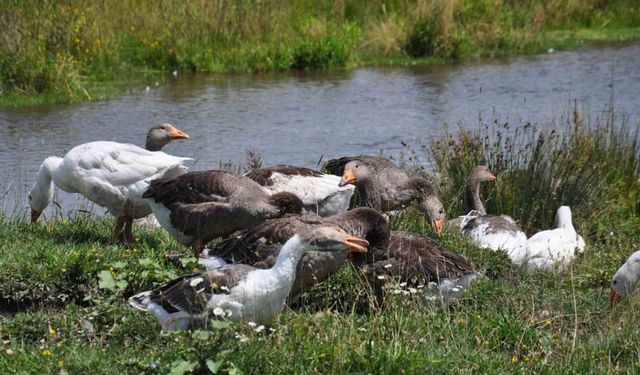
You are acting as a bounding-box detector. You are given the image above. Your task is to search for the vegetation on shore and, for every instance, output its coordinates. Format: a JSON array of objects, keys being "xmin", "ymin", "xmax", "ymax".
[
  {"xmin": 1, "ymin": 106, "xmax": 640, "ymax": 373},
  {"xmin": 2, "ymin": 0, "xmax": 640, "ymax": 106}
]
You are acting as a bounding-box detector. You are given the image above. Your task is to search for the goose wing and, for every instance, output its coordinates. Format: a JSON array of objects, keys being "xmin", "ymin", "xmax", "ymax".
[{"xmin": 130, "ymin": 264, "xmax": 255, "ymax": 314}]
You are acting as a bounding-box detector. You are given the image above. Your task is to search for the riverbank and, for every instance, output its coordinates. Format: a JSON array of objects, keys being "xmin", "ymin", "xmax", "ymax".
[
  {"xmin": 2, "ymin": 106, "xmax": 639, "ymax": 372},
  {"xmin": 2, "ymin": 0, "xmax": 639, "ymax": 107}
]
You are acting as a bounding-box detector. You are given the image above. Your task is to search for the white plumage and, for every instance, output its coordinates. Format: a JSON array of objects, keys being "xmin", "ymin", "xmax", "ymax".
[
  {"xmin": 524, "ymin": 206, "xmax": 585, "ymax": 271},
  {"xmin": 29, "ymin": 141, "xmax": 191, "ymax": 240}
]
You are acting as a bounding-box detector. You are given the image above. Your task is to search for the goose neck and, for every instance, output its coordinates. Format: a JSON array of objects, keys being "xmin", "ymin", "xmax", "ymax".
[{"xmin": 465, "ymin": 177, "xmax": 486, "ymax": 215}]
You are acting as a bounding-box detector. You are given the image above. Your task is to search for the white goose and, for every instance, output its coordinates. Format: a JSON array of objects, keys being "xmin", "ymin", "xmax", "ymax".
[
  {"xmin": 246, "ymin": 165, "xmax": 355, "ymax": 217},
  {"xmin": 610, "ymin": 251, "xmax": 640, "ymax": 306},
  {"xmin": 524, "ymin": 206, "xmax": 585, "ymax": 270},
  {"xmin": 129, "ymin": 227, "xmax": 368, "ymax": 330},
  {"xmin": 451, "ymin": 166, "xmax": 528, "ymax": 265},
  {"xmin": 29, "ymin": 125, "xmax": 191, "ymax": 243}
]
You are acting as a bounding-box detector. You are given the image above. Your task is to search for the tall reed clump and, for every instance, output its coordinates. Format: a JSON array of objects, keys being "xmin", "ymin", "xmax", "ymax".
[{"xmin": 429, "ymin": 105, "xmax": 640, "ymax": 237}]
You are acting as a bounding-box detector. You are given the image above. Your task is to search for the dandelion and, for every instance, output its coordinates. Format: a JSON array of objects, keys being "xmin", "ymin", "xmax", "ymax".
[
  {"xmin": 49, "ymin": 328, "xmax": 57, "ymax": 335},
  {"xmin": 545, "ymin": 319, "xmax": 552, "ymax": 326},
  {"xmin": 212, "ymin": 307, "xmax": 225, "ymax": 317},
  {"xmin": 47, "ymin": 226, "xmax": 54, "ymax": 233},
  {"xmin": 457, "ymin": 319, "xmax": 465, "ymax": 325},
  {"xmin": 511, "ymin": 356, "xmax": 518, "ymax": 363},
  {"xmin": 42, "ymin": 349, "xmax": 52, "ymax": 356},
  {"xmin": 58, "ymin": 360, "xmax": 65, "ymax": 367},
  {"xmin": 254, "ymin": 325, "xmax": 265, "ymax": 333},
  {"xmin": 524, "ymin": 357, "xmax": 530, "ymax": 363}
]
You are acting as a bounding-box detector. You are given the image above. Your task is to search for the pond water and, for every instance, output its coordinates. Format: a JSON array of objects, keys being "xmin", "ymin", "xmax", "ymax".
[{"xmin": 1, "ymin": 42, "xmax": 639, "ymax": 218}]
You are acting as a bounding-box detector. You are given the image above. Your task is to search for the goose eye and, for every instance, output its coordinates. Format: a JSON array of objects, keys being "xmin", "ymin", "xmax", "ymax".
[
  {"xmin": 28, "ymin": 194, "xmax": 32, "ymax": 200},
  {"xmin": 613, "ymin": 280, "xmax": 618, "ymax": 285}
]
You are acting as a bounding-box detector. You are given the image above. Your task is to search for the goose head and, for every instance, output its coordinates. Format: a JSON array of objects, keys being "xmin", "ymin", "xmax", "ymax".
[
  {"xmin": 420, "ymin": 195, "xmax": 446, "ymax": 235},
  {"xmin": 610, "ymin": 251, "xmax": 640, "ymax": 306},
  {"xmin": 145, "ymin": 123, "xmax": 190, "ymax": 151},
  {"xmin": 29, "ymin": 157, "xmax": 62, "ymax": 223},
  {"xmin": 301, "ymin": 226, "xmax": 369, "ymax": 253},
  {"xmin": 338, "ymin": 160, "xmax": 371, "ymax": 187},
  {"xmin": 470, "ymin": 165, "xmax": 496, "ymax": 183},
  {"xmin": 268, "ymin": 192, "xmax": 305, "ymax": 215}
]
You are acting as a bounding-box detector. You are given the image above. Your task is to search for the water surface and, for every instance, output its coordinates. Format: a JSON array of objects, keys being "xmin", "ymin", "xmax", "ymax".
[{"xmin": 2, "ymin": 43, "xmax": 639, "ymax": 217}]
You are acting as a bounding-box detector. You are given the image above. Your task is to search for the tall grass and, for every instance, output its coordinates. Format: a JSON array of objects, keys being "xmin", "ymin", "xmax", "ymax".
[
  {"xmin": 429, "ymin": 105, "xmax": 640, "ymax": 237},
  {"xmin": 2, "ymin": 0, "xmax": 639, "ymax": 104}
]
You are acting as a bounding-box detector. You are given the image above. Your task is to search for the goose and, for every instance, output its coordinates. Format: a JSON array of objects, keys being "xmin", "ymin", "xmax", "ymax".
[
  {"xmin": 324, "ymin": 155, "xmax": 445, "ymax": 234},
  {"xmin": 128, "ymin": 226, "xmax": 369, "ymax": 330},
  {"xmin": 246, "ymin": 165, "xmax": 355, "ymax": 217},
  {"xmin": 451, "ymin": 166, "xmax": 527, "ymax": 265},
  {"xmin": 208, "ymin": 208, "xmax": 390, "ymax": 301},
  {"xmin": 524, "ymin": 206, "xmax": 585, "ymax": 270},
  {"xmin": 363, "ymin": 231, "xmax": 479, "ymax": 307},
  {"xmin": 29, "ymin": 124, "xmax": 191, "ymax": 243},
  {"xmin": 610, "ymin": 251, "xmax": 640, "ymax": 306},
  {"xmin": 208, "ymin": 208, "xmax": 477, "ymax": 307},
  {"xmin": 141, "ymin": 170, "xmax": 304, "ymax": 256}
]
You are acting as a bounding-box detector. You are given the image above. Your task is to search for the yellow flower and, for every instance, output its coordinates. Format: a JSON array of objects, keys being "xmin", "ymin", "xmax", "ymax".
[
  {"xmin": 545, "ymin": 319, "xmax": 552, "ymax": 326},
  {"xmin": 47, "ymin": 226, "xmax": 54, "ymax": 233},
  {"xmin": 42, "ymin": 349, "xmax": 52, "ymax": 356},
  {"xmin": 130, "ymin": 26, "xmax": 135, "ymax": 32},
  {"xmin": 511, "ymin": 356, "xmax": 518, "ymax": 363},
  {"xmin": 58, "ymin": 360, "xmax": 64, "ymax": 367},
  {"xmin": 524, "ymin": 357, "xmax": 530, "ymax": 363},
  {"xmin": 49, "ymin": 328, "xmax": 56, "ymax": 335},
  {"xmin": 74, "ymin": 38, "xmax": 80, "ymax": 44}
]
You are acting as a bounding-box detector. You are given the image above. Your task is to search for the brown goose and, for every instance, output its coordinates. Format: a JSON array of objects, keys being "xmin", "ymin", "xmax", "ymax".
[
  {"xmin": 324, "ymin": 155, "xmax": 445, "ymax": 234},
  {"xmin": 29, "ymin": 124, "xmax": 190, "ymax": 244},
  {"xmin": 364, "ymin": 231, "xmax": 479, "ymax": 307},
  {"xmin": 246, "ymin": 165, "xmax": 355, "ymax": 216},
  {"xmin": 142, "ymin": 170, "xmax": 304, "ymax": 255},
  {"xmin": 208, "ymin": 207, "xmax": 390, "ymax": 301},
  {"xmin": 207, "ymin": 207, "xmax": 477, "ymax": 306},
  {"xmin": 129, "ymin": 226, "xmax": 369, "ymax": 330}
]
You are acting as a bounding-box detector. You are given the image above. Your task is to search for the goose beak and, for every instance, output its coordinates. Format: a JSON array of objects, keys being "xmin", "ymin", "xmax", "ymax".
[
  {"xmin": 488, "ymin": 172, "xmax": 496, "ymax": 181},
  {"xmin": 610, "ymin": 288, "xmax": 622, "ymax": 307},
  {"xmin": 344, "ymin": 236, "xmax": 369, "ymax": 253},
  {"xmin": 339, "ymin": 169, "xmax": 357, "ymax": 187},
  {"xmin": 169, "ymin": 127, "xmax": 190, "ymax": 140},
  {"xmin": 431, "ymin": 219, "xmax": 444, "ymax": 235},
  {"xmin": 31, "ymin": 208, "xmax": 42, "ymax": 223}
]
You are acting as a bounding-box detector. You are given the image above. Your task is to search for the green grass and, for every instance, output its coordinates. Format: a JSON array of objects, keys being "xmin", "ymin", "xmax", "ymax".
[
  {"xmin": 2, "ymin": 105, "xmax": 640, "ymax": 373},
  {"xmin": 2, "ymin": 0, "xmax": 640, "ymax": 107}
]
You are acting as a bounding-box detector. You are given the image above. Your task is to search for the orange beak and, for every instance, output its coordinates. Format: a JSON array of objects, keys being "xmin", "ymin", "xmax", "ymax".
[
  {"xmin": 344, "ymin": 236, "xmax": 369, "ymax": 253},
  {"xmin": 431, "ymin": 219, "xmax": 444, "ymax": 235},
  {"xmin": 488, "ymin": 172, "xmax": 496, "ymax": 181},
  {"xmin": 31, "ymin": 208, "xmax": 42, "ymax": 223},
  {"xmin": 339, "ymin": 168, "xmax": 357, "ymax": 187},
  {"xmin": 610, "ymin": 288, "xmax": 622, "ymax": 307},
  {"xmin": 169, "ymin": 127, "xmax": 189, "ymax": 140}
]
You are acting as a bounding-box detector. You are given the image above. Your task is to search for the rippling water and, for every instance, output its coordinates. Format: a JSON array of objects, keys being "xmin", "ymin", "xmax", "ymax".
[{"xmin": 2, "ymin": 42, "xmax": 639, "ymax": 217}]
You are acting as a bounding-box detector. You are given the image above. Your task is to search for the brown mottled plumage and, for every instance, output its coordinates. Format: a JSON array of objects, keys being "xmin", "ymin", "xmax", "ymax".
[
  {"xmin": 209, "ymin": 207, "xmax": 390, "ymax": 300},
  {"xmin": 142, "ymin": 170, "xmax": 304, "ymax": 255},
  {"xmin": 323, "ymin": 155, "xmax": 446, "ymax": 234}
]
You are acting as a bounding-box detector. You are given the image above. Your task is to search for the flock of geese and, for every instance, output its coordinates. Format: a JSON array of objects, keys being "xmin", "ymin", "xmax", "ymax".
[{"xmin": 27, "ymin": 124, "xmax": 640, "ymax": 329}]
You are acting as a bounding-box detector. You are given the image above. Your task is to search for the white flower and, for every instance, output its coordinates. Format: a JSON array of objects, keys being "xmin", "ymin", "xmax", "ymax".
[
  {"xmin": 384, "ymin": 264, "xmax": 392, "ymax": 269},
  {"xmin": 399, "ymin": 282, "xmax": 407, "ymax": 287},
  {"xmin": 428, "ymin": 282, "xmax": 438, "ymax": 287},
  {"xmin": 424, "ymin": 295, "xmax": 438, "ymax": 301},
  {"xmin": 189, "ymin": 277, "xmax": 204, "ymax": 287},
  {"xmin": 235, "ymin": 333, "xmax": 249, "ymax": 343},
  {"xmin": 402, "ymin": 290, "xmax": 410, "ymax": 296},
  {"xmin": 393, "ymin": 289, "xmax": 402, "ymax": 295},
  {"xmin": 377, "ymin": 275, "xmax": 385, "ymax": 280},
  {"xmin": 269, "ymin": 327, "xmax": 276, "ymax": 333},
  {"xmin": 358, "ymin": 327, "xmax": 367, "ymax": 332},
  {"xmin": 212, "ymin": 307, "xmax": 225, "ymax": 316},
  {"xmin": 408, "ymin": 288, "xmax": 418, "ymax": 294},
  {"xmin": 451, "ymin": 287, "xmax": 461, "ymax": 292},
  {"xmin": 247, "ymin": 321, "xmax": 257, "ymax": 328},
  {"xmin": 255, "ymin": 325, "xmax": 265, "ymax": 333}
]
